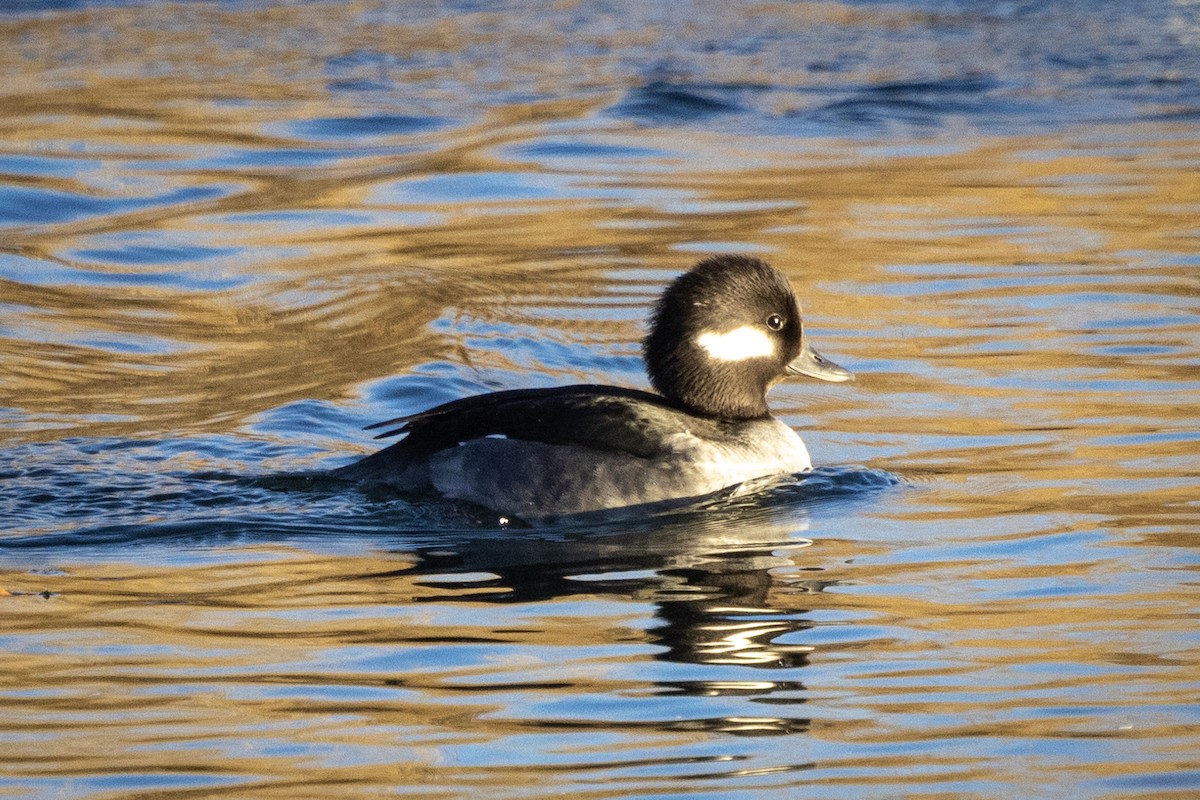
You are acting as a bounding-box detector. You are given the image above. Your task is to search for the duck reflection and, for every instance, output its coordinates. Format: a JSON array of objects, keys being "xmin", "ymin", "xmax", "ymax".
[
  {"xmin": 406, "ymin": 526, "xmax": 826, "ymax": 670},
  {"xmin": 370, "ymin": 477, "xmax": 872, "ymax": 736}
]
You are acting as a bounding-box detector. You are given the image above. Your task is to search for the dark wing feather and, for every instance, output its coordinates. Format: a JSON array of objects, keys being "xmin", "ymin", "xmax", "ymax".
[{"xmin": 364, "ymin": 384, "xmax": 720, "ymax": 460}]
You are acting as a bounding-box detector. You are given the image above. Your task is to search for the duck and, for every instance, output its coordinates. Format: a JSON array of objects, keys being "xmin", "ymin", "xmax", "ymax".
[{"xmin": 332, "ymin": 255, "xmax": 853, "ymax": 521}]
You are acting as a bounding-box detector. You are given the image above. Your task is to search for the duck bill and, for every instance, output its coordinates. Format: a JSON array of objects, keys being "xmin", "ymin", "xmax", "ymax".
[{"xmin": 786, "ymin": 342, "xmax": 854, "ymax": 382}]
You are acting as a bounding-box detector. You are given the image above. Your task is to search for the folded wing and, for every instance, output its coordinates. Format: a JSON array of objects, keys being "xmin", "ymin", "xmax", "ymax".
[{"xmin": 365, "ymin": 384, "xmax": 729, "ymax": 460}]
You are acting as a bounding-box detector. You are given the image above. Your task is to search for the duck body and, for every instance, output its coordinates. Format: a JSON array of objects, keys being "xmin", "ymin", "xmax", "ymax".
[
  {"xmin": 333, "ymin": 384, "xmax": 812, "ymax": 518},
  {"xmin": 332, "ymin": 255, "xmax": 852, "ymax": 521}
]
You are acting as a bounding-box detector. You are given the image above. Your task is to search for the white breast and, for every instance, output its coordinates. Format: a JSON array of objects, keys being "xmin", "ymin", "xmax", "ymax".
[{"xmin": 660, "ymin": 417, "xmax": 811, "ymax": 488}]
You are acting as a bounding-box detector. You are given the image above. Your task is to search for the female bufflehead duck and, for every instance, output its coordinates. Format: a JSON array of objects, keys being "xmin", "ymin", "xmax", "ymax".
[{"xmin": 333, "ymin": 255, "xmax": 853, "ymax": 520}]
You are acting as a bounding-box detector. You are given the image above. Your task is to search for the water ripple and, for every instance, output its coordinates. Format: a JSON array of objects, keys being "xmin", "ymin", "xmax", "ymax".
[{"xmin": 1, "ymin": 2, "xmax": 1198, "ymax": 798}]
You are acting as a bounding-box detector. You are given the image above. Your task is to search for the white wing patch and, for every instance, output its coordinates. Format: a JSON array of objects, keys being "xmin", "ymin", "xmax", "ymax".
[{"xmin": 696, "ymin": 325, "xmax": 775, "ymax": 361}]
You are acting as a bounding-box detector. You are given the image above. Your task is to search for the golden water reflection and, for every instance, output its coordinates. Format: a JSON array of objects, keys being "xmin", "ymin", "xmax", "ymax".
[
  {"xmin": 2, "ymin": 113, "xmax": 1196, "ymax": 453},
  {"xmin": 3, "ymin": 516, "xmax": 1195, "ymax": 796},
  {"xmin": 1, "ymin": 2, "xmax": 1198, "ymax": 798}
]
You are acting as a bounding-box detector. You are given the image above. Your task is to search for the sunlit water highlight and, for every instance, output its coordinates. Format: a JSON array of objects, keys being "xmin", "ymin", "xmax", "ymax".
[{"xmin": 1, "ymin": 2, "xmax": 1198, "ymax": 798}]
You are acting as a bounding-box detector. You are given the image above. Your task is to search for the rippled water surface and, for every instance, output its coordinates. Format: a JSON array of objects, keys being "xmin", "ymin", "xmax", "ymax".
[{"xmin": 2, "ymin": 1, "xmax": 1199, "ymax": 798}]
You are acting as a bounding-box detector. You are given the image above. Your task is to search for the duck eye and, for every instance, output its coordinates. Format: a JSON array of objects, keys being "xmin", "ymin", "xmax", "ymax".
[{"xmin": 765, "ymin": 313, "xmax": 785, "ymax": 331}]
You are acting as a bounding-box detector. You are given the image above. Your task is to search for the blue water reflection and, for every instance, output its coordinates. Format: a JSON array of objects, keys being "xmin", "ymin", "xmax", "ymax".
[{"xmin": 1, "ymin": 1, "xmax": 1198, "ymax": 798}]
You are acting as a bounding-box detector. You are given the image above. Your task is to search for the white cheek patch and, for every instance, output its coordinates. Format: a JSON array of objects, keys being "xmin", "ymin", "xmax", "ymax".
[{"xmin": 696, "ymin": 325, "xmax": 775, "ymax": 362}]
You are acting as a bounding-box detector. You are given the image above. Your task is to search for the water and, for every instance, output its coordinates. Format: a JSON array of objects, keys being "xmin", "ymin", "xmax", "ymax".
[{"xmin": 2, "ymin": 1, "xmax": 1198, "ymax": 797}]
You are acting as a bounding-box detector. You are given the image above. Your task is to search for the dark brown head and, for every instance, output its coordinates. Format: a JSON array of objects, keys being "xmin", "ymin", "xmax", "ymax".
[{"xmin": 643, "ymin": 255, "xmax": 852, "ymax": 419}]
